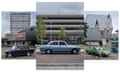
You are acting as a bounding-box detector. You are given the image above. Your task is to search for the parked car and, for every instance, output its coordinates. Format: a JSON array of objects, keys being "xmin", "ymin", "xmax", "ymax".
[
  {"xmin": 109, "ymin": 40, "xmax": 118, "ymax": 53},
  {"xmin": 85, "ymin": 47, "xmax": 111, "ymax": 57},
  {"xmin": 40, "ymin": 40, "xmax": 80, "ymax": 54},
  {"xmin": 5, "ymin": 45, "xmax": 35, "ymax": 57}
]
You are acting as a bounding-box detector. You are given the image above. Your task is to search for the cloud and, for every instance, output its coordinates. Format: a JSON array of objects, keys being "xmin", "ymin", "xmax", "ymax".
[{"xmin": 37, "ymin": 2, "xmax": 84, "ymax": 14}]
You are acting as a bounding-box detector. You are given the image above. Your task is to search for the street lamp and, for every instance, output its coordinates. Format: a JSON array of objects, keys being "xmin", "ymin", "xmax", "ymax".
[
  {"xmin": 99, "ymin": 27, "xmax": 107, "ymax": 48},
  {"xmin": 50, "ymin": 22, "xmax": 52, "ymax": 41}
]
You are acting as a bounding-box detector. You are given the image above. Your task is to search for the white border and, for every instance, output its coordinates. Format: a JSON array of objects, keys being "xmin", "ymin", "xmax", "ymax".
[{"xmin": 0, "ymin": 0, "xmax": 119, "ymax": 72}]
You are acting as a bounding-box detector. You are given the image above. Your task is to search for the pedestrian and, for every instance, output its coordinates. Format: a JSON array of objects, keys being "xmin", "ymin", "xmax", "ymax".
[{"xmin": 98, "ymin": 47, "xmax": 102, "ymax": 57}]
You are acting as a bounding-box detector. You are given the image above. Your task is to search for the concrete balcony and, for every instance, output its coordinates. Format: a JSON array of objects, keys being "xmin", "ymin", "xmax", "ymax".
[
  {"xmin": 44, "ymin": 20, "xmax": 85, "ymax": 23},
  {"xmin": 46, "ymin": 30, "xmax": 84, "ymax": 34},
  {"xmin": 46, "ymin": 25, "xmax": 84, "ymax": 28}
]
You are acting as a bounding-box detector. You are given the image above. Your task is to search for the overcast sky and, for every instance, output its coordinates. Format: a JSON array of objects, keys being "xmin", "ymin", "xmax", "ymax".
[{"xmin": 36, "ymin": 2, "xmax": 84, "ymax": 15}]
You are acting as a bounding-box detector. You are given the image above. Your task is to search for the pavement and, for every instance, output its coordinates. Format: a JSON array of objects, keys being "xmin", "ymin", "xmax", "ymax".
[
  {"xmin": 36, "ymin": 50, "xmax": 84, "ymax": 70},
  {"xmin": 37, "ymin": 63, "xmax": 84, "ymax": 70}
]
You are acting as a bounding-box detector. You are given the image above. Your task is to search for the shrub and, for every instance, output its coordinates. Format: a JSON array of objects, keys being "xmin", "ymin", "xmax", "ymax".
[
  {"xmin": 101, "ymin": 51, "xmax": 107, "ymax": 57},
  {"xmin": 101, "ymin": 51, "xmax": 110, "ymax": 57},
  {"xmin": 94, "ymin": 50, "xmax": 99, "ymax": 56},
  {"xmin": 91, "ymin": 48, "xmax": 97, "ymax": 55},
  {"xmin": 85, "ymin": 48, "xmax": 91, "ymax": 54}
]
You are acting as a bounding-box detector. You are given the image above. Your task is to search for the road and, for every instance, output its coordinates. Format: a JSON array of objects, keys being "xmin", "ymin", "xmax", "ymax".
[{"xmin": 36, "ymin": 51, "xmax": 84, "ymax": 70}]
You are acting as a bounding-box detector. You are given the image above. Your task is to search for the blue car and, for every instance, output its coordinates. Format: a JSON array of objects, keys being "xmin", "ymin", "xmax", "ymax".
[
  {"xmin": 5, "ymin": 45, "xmax": 35, "ymax": 57},
  {"xmin": 109, "ymin": 40, "xmax": 118, "ymax": 53},
  {"xmin": 40, "ymin": 40, "xmax": 80, "ymax": 54}
]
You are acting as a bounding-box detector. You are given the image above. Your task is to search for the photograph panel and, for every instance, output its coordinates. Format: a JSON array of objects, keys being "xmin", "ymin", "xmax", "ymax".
[
  {"xmin": 36, "ymin": 2, "xmax": 85, "ymax": 70},
  {"xmin": 1, "ymin": 11, "xmax": 36, "ymax": 59}
]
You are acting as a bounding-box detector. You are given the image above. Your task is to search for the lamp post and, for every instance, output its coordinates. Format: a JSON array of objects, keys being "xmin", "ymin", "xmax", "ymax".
[
  {"xmin": 99, "ymin": 27, "xmax": 106, "ymax": 48},
  {"xmin": 50, "ymin": 22, "xmax": 52, "ymax": 41}
]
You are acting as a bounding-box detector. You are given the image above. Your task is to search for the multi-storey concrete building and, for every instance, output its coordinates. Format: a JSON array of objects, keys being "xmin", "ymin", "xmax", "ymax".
[
  {"xmin": 10, "ymin": 12, "xmax": 31, "ymax": 37},
  {"xmin": 37, "ymin": 14, "xmax": 87, "ymax": 43}
]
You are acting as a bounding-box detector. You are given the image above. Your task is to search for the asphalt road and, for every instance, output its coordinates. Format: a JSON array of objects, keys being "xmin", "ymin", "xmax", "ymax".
[
  {"xmin": 37, "ymin": 64, "xmax": 84, "ymax": 70},
  {"xmin": 36, "ymin": 51, "xmax": 84, "ymax": 70}
]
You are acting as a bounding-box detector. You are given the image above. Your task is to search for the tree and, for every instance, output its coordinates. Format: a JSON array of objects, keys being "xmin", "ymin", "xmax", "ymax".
[
  {"xmin": 59, "ymin": 26, "xmax": 66, "ymax": 39},
  {"xmin": 5, "ymin": 33, "xmax": 12, "ymax": 38},
  {"xmin": 78, "ymin": 23, "xmax": 88, "ymax": 38},
  {"xmin": 36, "ymin": 16, "xmax": 46, "ymax": 44},
  {"xmin": 83, "ymin": 24, "xmax": 89, "ymax": 38}
]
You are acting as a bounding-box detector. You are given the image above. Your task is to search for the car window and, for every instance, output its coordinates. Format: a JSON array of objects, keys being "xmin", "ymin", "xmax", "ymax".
[
  {"xmin": 50, "ymin": 42, "xmax": 58, "ymax": 45},
  {"xmin": 11, "ymin": 45, "xmax": 17, "ymax": 50},
  {"xmin": 59, "ymin": 42, "xmax": 66, "ymax": 45}
]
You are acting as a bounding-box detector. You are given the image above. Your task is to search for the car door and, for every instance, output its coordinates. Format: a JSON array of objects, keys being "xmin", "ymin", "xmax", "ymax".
[
  {"xmin": 49, "ymin": 41, "xmax": 59, "ymax": 52},
  {"xmin": 58, "ymin": 41, "xmax": 68, "ymax": 52},
  {"xmin": 14, "ymin": 46, "xmax": 27, "ymax": 56},
  {"xmin": 11, "ymin": 49, "xmax": 23, "ymax": 56}
]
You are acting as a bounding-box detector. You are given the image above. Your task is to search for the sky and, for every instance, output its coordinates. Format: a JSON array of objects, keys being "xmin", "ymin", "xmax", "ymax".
[
  {"xmin": 1, "ymin": 12, "xmax": 36, "ymax": 37},
  {"xmin": 36, "ymin": 2, "xmax": 84, "ymax": 15},
  {"xmin": 1, "ymin": 2, "xmax": 118, "ymax": 37}
]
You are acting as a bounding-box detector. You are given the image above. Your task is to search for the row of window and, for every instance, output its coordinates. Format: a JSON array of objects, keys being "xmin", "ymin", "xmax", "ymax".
[
  {"xmin": 47, "ymin": 27, "xmax": 84, "ymax": 30},
  {"xmin": 10, "ymin": 20, "xmax": 30, "ymax": 22},
  {"xmin": 11, "ymin": 23, "xmax": 30, "ymax": 25},
  {"xmin": 11, "ymin": 27, "xmax": 28, "ymax": 29},
  {"xmin": 10, "ymin": 16, "xmax": 30, "ymax": 20},
  {"xmin": 10, "ymin": 15, "xmax": 30, "ymax": 18},
  {"xmin": 10, "ymin": 17, "xmax": 30, "ymax": 20},
  {"xmin": 42, "ymin": 17, "xmax": 84, "ymax": 20}
]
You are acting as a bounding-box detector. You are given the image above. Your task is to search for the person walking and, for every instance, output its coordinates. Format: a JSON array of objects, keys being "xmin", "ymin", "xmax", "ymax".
[{"xmin": 98, "ymin": 47, "xmax": 102, "ymax": 57}]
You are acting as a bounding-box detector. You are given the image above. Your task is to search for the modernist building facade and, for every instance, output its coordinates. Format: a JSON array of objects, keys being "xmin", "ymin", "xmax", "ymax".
[
  {"xmin": 10, "ymin": 12, "xmax": 31, "ymax": 37},
  {"xmin": 85, "ymin": 14, "xmax": 113, "ymax": 45},
  {"xmin": 37, "ymin": 14, "xmax": 87, "ymax": 43}
]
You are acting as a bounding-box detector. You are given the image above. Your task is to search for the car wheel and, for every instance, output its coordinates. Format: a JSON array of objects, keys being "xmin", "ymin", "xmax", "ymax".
[
  {"xmin": 8, "ymin": 53, "xmax": 12, "ymax": 57},
  {"xmin": 72, "ymin": 49, "xmax": 78, "ymax": 54},
  {"xmin": 27, "ymin": 52, "xmax": 31, "ymax": 56},
  {"xmin": 46, "ymin": 49, "xmax": 52, "ymax": 54}
]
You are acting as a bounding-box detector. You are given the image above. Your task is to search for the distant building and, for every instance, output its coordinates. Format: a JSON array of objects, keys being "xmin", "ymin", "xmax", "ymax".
[
  {"xmin": 10, "ymin": 12, "xmax": 31, "ymax": 37},
  {"xmin": 7, "ymin": 26, "xmax": 36, "ymax": 47},
  {"xmin": 85, "ymin": 14, "xmax": 113, "ymax": 45}
]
